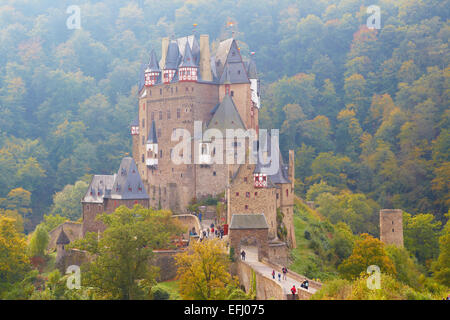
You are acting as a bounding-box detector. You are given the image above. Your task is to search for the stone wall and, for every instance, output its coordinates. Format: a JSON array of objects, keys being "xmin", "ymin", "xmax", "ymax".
[
  {"xmin": 236, "ymin": 260, "xmax": 285, "ymax": 300},
  {"xmin": 82, "ymin": 199, "xmax": 149, "ymax": 236},
  {"xmin": 152, "ymin": 249, "xmax": 185, "ymax": 281},
  {"xmin": 56, "ymin": 248, "xmax": 91, "ymax": 273},
  {"xmin": 172, "ymin": 214, "xmax": 202, "ymax": 237},
  {"xmin": 267, "ymin": 241, "xmax": 288, "ymax": 266},
  {"xmin": 48, "ymin": 222, "xmax": 82, "ymax": 251},
  {"xmin": 229, "ymin": 228, "xmax": 268, "ymax": 261},
  {"xmin": 261, "ymin": 258, "xmax": 322, "ymax": 293}
]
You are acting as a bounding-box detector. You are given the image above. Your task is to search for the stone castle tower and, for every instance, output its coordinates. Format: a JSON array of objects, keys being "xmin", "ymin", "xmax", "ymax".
[
  {"xmin": 131, "ymin": 34, "xmax": 261, "ymax": 212},
  {"xmin": 130, "ymin": 33, "xmax": 296, "ymax": 248},
  {"xmin": 379, "ymin": 209, "xmax": 404, "ymax": 247}
]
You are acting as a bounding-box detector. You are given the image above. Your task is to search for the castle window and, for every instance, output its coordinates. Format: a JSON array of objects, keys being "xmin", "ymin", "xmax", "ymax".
[
  {"xmin": 142, "ymin": 119, "xmax": 145, "ymax": 128},
  {"xmin": 392, "ymin": 229, "xmax": 394, "ymax": 232},
  {"xmin": 86, "ymin": 205, "xmax": 89, "ymax": 210},
  {"xmin": 142, "ymin": 154, "xmax": 144, "ymax": 163},
  {"xmin": 244, "ymin": 177, "xmax": 247, "ymax": 182},
  {"xmin": 245, "ymin": 205, "xmax": 248, "ymax": 210},
  {"xmin": 286, "ymin": 189, "xmax": 289, "ymax": 197},
  {"xmin": 213, "ymin": 171, "xmax": 216, "ymax": 176},
  {"xmin": 185, "ymin": 87, "xmax": 189, "ymax": 92},
  {"xmin": 142, "ymin": 136, "xmax": 145, "ymax": 145},
  {"xmin": 167, "ymin": 110, "xmax": 171, "ymax": 119},
  {"xmin": 255, "ymin": 192, "xmax": 258, "ymax": 197},
  {"xmin": 160, "ymin": 89, "xmax": 162, "ymax": 95},
  {"xmin": 246, "ymin": 192, "xmax": 250, "ymax": 198},
  {"xmin": 160, "ymin": 150, "xmax": 163, "ymax": 158},
  {"xmin": 159, "ymin": 111, "xmax": 163, "ymax": 120},
  {"xmin": 236, "ymin": 192, "xmax": 239, "ymax": 196},
  {"xmin": 191, "ymin": 87, "xmax": 194, "ymax": 92},
  {"xmin": 392, "ymin": 221, "xmax": 394, "ymax": 225},
  {"xmin": 177, "ymin": 109, "xmax": 181, "ymax": 119},
  {"xmin": 276, "ymin": 193, "xmax": 279, "ymax": 199}
]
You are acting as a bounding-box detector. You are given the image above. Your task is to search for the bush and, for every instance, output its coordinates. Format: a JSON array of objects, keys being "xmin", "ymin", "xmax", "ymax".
[
  {"xmin": 151, "ymin": 286, "xmax": 170, "ymax": 300},
  {"xmin": 304, "ymin": 230, "xmax": 311, "ymax": 240}
]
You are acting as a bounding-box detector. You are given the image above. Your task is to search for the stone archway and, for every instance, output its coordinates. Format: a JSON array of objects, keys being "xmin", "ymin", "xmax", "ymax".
[{"xmin": 238, "ymin": 236, "xmax": 261, "ymax": 262}]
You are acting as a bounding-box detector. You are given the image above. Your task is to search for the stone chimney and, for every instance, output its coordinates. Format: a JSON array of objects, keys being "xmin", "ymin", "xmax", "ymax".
[
  {"xmin": 199, "ymin": 34, "xmax": 212, "ymax": 81},
  {"xmin": 380, "ymin": 209, "xmax": 404, "ymax": 247},
  {"xmin": 160, "ymin": 37, "xmax": 169, "ymax": 69}
]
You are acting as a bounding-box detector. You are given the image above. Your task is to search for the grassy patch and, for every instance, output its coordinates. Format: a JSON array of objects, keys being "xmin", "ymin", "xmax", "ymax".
[
  {"xmin": 156, "ymin": 280, "xmax": 181, "ymax": 300},
  {"xmin": 288, "ymin": 201, "xmax": 338, "ymax": 282}
]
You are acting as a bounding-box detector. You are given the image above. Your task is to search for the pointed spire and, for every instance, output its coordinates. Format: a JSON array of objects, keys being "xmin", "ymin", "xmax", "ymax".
[
  {"xmin": 57, "ymin": 228, "xmax": 70, "ymax": 245},
  {"xmin": 165, "ymin": 41, "xmax": 180, "ymax": 70},
  {"xmin": 147, "ymin": 49, "xmax": 161, "ymax": 72},
  {"xmin": 147, "ymin": 120, "xmax": 157, "ymax": 144},
  {"xmin": 180, "ymin": 41, "xmax": 197, "ymax": 67}
]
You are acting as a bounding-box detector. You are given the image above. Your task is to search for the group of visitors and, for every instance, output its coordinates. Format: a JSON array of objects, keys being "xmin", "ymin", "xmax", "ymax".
[
  {"xmin": 271, "ymin": 266, "xmax": 289, "ymax": 282},
  {"xmin": 199, "ymin": 223, "xmax": 224, "ymax": 241}
]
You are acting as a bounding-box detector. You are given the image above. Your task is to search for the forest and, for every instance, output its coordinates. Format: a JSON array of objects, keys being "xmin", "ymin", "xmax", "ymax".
[{"xmin": 0, "ymin": 0, "xmax": 448, "ymax": 300}]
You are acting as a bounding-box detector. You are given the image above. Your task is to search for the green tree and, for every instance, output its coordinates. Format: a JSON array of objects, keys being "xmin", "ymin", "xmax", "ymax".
[
  {"xmin": 51, "ymin": 180, "xmax": 88, "ymax": 221},
  {"xmin": 28, "ymin": 224, "xmax": 49, "ymax": 257},
  {"xmin": 403, "ymin": 212, "xmax": 441, "ymax": 265},
  {"xmin": 0, "ymin": 216, "xmax": 30, "ymax": 295},
  {"xmin": 71, "ymin": 205, "xmax": 184, "ymax": 300}
]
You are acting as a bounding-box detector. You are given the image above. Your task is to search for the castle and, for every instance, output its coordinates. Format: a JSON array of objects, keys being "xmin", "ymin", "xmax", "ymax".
[
  {"xmin": 50, "ymin": 33, "xmax": 296, "ymax": 261},
  {"xmin": 129, "ymin": 34, "xmax": 296, "ymax": 247}
]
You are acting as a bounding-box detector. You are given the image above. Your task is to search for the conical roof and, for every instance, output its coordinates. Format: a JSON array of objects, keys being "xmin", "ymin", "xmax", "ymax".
[
  {"xmin": 165, "ymin": 41, "xmax": 180, "ymax": 69},
  {"xmin": 147, "ymin": 49, "xmax": 161, "ymax": 72},
  {"xmin": 56, "ymin": 228, "xmax": 70, "ymax": 245},
  {"xmin": 180, "ymin": 41, "xmax": 197, "ymax": 67}
]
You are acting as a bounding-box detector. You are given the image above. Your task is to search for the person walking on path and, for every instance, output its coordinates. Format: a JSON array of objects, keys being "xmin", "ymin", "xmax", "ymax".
[
  {"xmin": 291, "ymin": 285, "xmax": 297, "ymax": 298},
  {"xmin": 282, "ymin": 267, "xmax": 288, "ymax": 280},
  {"xmin": 278, "ymin": 273, "xmax": 281, "ymax": 282},
  {"xmin": 272, "ymin": 270, "xmax": 275, "ymax": 279},
  {"xmin": 241, "ymin": 250, "xmax": 246, "ymax": 261}
]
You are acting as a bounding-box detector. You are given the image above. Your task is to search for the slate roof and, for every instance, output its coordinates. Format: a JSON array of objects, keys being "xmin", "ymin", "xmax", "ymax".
[
  {"xmin": 165, "ymin": 40, "xmax": 181, "ymax": 70},
  {"xmin": 82, "ymin": 174, "xmax": 116, "ymax": 203},
  {"xmin": 147, "ymin": 120, "xmax": 157, "ymax": 143},
  {"xmin": 214, "ymin": 39, "xmax": 249, "ymax": 84},
  {"xmin": 206, "ymin": 94, "xmax": 246, "ymax": 134},
  {"xmin": 108, "ymin": 157, "xmax": 149, "ymax": 200},
  {"xmin": 82, "ymin": 158, "xmax": 149, "ymax": 203},
  {"xmin": 180, "ymin": 40, "xmax": 198, "ymax": 67},
  {"xmin": 147, "ymin": 49, "xmax": 161, "ymax": 72},
  {"xmin": 229, "ymin": 214, "xmax": 269, "ymax": 230},
  {"xmin": 56, "ymin": 228, "xmax": 71, "ymax": 245},
  {"xmin": 253, "ymin": 134, "xmax": 291, "ymax": 184}
]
